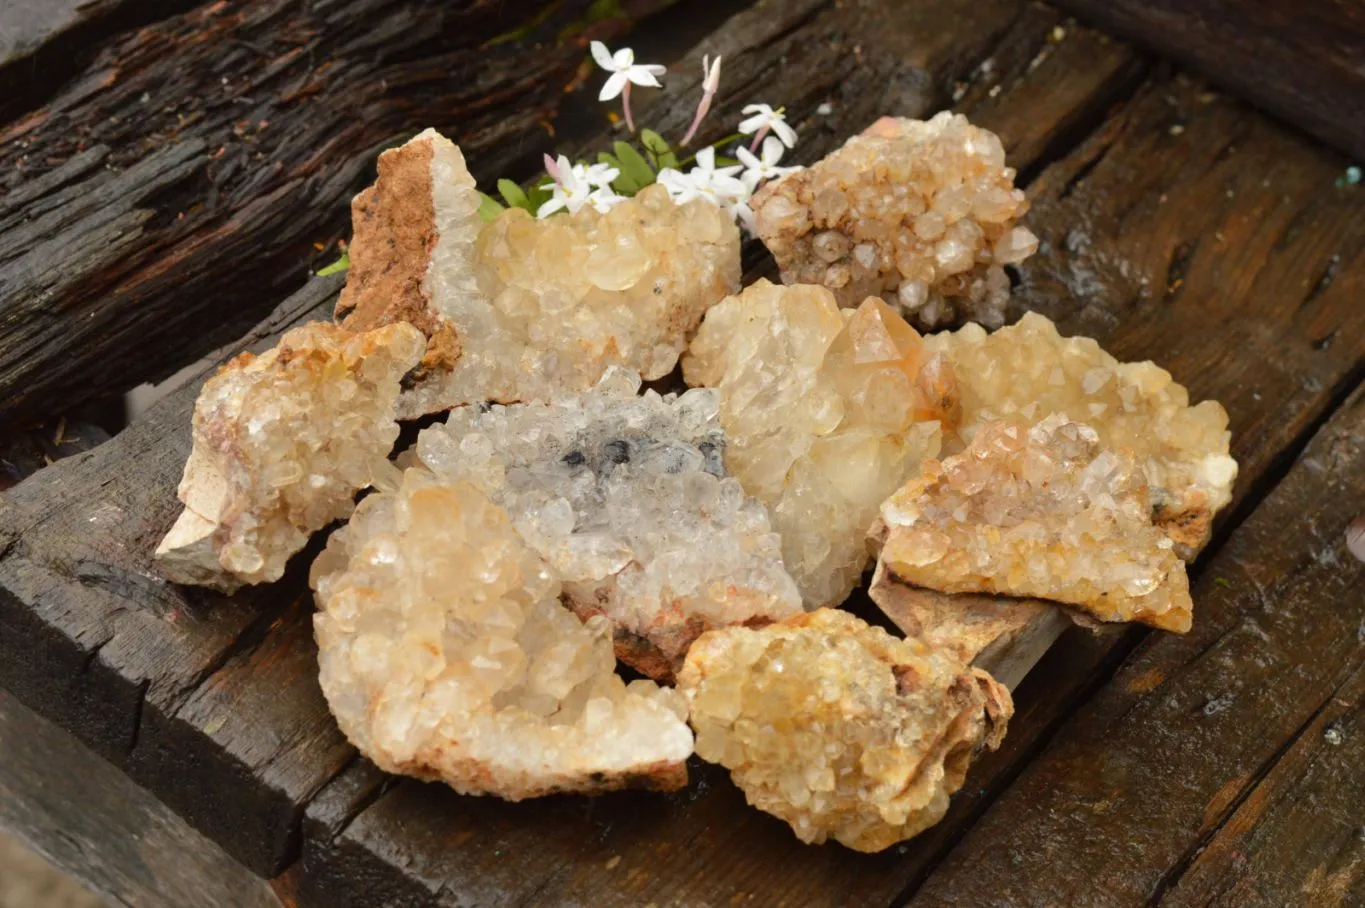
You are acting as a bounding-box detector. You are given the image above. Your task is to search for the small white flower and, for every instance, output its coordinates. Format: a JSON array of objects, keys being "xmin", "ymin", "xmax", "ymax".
[
  {"xmin": 537, "ymin": 155, "xmax": 611, "ymax": 218},
  {"xmin": 586, "ymin": 186, "xmax": 627, "ymax": 213},
  {"xmin": 736, "ymin": 135, "xmax": 801, "ymax": 193},
  {"xmin": 738, "ymin": 103, "xmax": 798, "ymax": 149},
  {"xmin": 590, "ymin": 42, "xmax": 666, "ymax": 100},
  {"xmin": 689, "ymin": 147, "xmax": 748, "ymax": 206},
  {"xmin": 655, "ymin": 167, "xmax": 697, "ymax": 203},
  {"xmin": 581, "ymin": 161, "xmax": 620, "ymax": 189}
]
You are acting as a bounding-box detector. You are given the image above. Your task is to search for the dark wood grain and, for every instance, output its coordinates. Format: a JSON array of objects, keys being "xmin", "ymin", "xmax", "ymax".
[
  {"xmin": 0, "ymin": 688, "xmax": 281, "ymax": 907},
  {"xmin": 0, "ymin": 419, "xmax": 110, "ymax": 491},
  {"xmin": 0, "ymin": 0, "xmax": 645, "ymax": 436},
  {"xmin": 0, "ymin": 0, "xmax": 204, "ymax": 124},
  {"xmin": 1161, "ymin": 662, "xmax": 1365, "ymax": 908},
  {"xmin": 0, "ymin": 274, "xmax": 342, "ymax": 875},
  {"xmin": 1051, "ymin": 0, "xmax": 1365, "ymax": 162},
  {"xmin": 907, "ymin": 393, "xmax": 1365, "ymax": 905}
]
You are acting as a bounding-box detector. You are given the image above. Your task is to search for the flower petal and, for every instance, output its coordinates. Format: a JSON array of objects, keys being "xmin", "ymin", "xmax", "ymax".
[
  {"xmin": 772, "ymin": 120, "xmax": 798, "ymax": 148},
  {"xmin": 613, "ymin": 47, "xmax": 634, "ymax": 68},
  {"xmin": 735, "ymin": 145, "xmax": 761, "ymax": 170},
  {"xmin": 537, "ymin": 195, "xmax": 566, "ymax": 218},
  {"xmin": 742, "ymin": 103, "xmax": 771, "ymax": 116},
  {"xmin": 761, "ymin": 135, "xmax": 786, "ymax": 165},
  {"xmin": 737, "ymin": 113, "xmax": 765, "ymax": 135},
  {"xmin": 590, "ymin": 41, "xmax": 615, "ymax": 71},
  {"xmin": 626, "ymin": 68, "xmax": 663, "ymax": 89},
  {"xmin": 599, "ymin": 71, "xmax": 629, "ymax": 101},
  {"xmin": 694, "ymin": 146, "xmax": 716, "ymax": 171}
]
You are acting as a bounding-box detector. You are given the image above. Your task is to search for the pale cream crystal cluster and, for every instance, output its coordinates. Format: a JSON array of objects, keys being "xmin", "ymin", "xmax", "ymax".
[
  {"xmin": 875, "ymin": 415, "xmax": 1194, "ymax": 632},
  {"xmin": 411, "ymin": 369, "xmax": 803, "ymax": 681},
  {"xmin": 336, "ymin": 130, "xmax": 740, "ymax": 418},
  {"xmin": 751, "ymin": 113, "xmax": 1036, "ymax": 331},
  {"xmin": 684, "ymin": 279, "xmax": 955, "ymax": 607},
  {"xmin": 311, "ymin": 472, "xmax": 694, "ymax": 797},
  {"xmin": 926, "ymin": 312, "xmax": 1238, "ymax": 557},
  {"xmin": 155, "ymin": 321, "xmax": 426, "ymax": 591},
  {"xmin": 678, "ymin": 609, "xmax": 1012, "ymax": 852}
]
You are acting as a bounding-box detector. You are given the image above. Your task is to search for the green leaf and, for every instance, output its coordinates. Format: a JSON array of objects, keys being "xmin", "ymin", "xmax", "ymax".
[
  {"xmin": 478, "ymin": 192, "xmax": 506, "ymax": 222},
  {"xmin": 639, "ymin": 129, "xmax": 678, "ymax": 169},
  {"xmin": 526, "ymin": 181, "xmax": 554, "ymax": 215},
  {"xmin": 597, "ymin": 151, "xmax": 622, "ymax": 169},
  {"xmin": 497, "ymin": 179, "xmax": 529, "ymax": 211},
  {"xmin": 612, "ymin": 141, "xmax": 655, "ymax": 194},
  {"xmin": 317, "ymin": 250, "xmax": 350, "ymax": 277},
  {"xmin": 714, "ymin": 154, "xmax": 741, "ymax": 168}
]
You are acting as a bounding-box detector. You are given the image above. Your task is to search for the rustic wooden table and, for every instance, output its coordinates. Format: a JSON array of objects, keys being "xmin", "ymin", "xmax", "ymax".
[{"xmin": 1, "ymin": 1, "xmax": 1362, "ymax": 906}]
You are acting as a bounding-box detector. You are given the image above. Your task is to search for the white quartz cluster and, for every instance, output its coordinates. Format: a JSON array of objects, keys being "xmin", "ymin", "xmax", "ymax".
[{"xmin": 413, "ymin": 369, "xmax": 803, "ymax": 680}]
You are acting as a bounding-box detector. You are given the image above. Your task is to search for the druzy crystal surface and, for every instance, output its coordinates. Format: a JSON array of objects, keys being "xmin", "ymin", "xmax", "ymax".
[
  {"xmin": 678, "ymin": 609, "xmax": 1012, "ymax": 852},
  {"xmin": 336, "ymin": 128, "xmax": 740, "ymax": 417},
  {"xmin": 875, "ymin": 415, "xmax": 1194, "ymax": 632},
  {"xmin": 751, "ymin": 113, "xmax": 1035, "ymax": 330},
  {"xmin": 311, "ymin": 473, "xmax": 694, "ymax": 798},
  {"xmin": 925, "ymin": 312, "xmax": 1238, "ymax": 558},
  {"xmin": 155, "ymin": 321, "xmax": 426, "ymax": 591},
  {"xmin": 411, "ymin": 370, "xmax": 802, "ymax": 681},
  {"xmin": 684, "ymin": 279, "xmax": 954, "ymax": 607}
]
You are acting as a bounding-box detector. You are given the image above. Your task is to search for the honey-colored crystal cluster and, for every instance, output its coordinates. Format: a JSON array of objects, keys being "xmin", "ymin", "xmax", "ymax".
[
  {"xmin": 925, "ymin": 312, "xmax": 1238, "ymax": 557},
  {"xmin": 875, "ymin": 415, "xmax": 1193, "ymax": 632},
  {"xmin": 155, "ymin": 321, "xmax": 426, "ymax": 591},
  {"xmin": 751, "ymin": 113, "xmax": 1036, "ymax": 331},
  {"xmin": 684, "ymin": 279, "xmax": 954, "ymax": 607},
  {"xmin": 311, "ymin": 472, "xmax": 694, "ymax": 797},
  {"xmin": 411, "ymin": 369, "xmax": 803, "ymax": 681},
  {"xmin": 678, "ymin": 609, "xmax": 1012, "ymax": 852},
  {"xmin": 337, "ymin": 130, "xmax": 740, "ymax": 418}
]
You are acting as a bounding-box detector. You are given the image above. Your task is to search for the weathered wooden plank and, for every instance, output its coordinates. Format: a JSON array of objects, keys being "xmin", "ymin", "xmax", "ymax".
[
  {"xmin": 294, "ymin": 4, "xmax": 1156, "ymax": 906},
  {"xmin": 0, "ymin": 1, "xmax": 203, "ymax": 124},
  {"xmin": 1051, "ymin": 0, "xmax": 1365, "ymax": 162},
  {"xmin": 0, "ymin": 687, "xmax": 280, "ymax": 907},
  {"xmin": 1160, "ymin": 662, "xmax": 1365, "ymax": 908},
  {"xmin": 0, "ymin": 0, "xmax": 644, "ymax": 434},
  {"xmin": 0, "ymin": 419, "xmax": 110, "ymax": 491},
  {"xmin": 0, "ymin": 275, "xmax": 341, "ymax": 872},
  {"xmin": 906, "ymin": 386, "xmax": 1365, "ymax": 903}
]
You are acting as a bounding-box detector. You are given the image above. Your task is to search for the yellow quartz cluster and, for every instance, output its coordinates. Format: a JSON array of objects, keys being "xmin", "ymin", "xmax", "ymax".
[
  {"xmin": 678, "ymin": 609, "xmax": 1011, "ymax": 852},
  {"xmin": 752, "ymin": 113, "xmax": 1036, "ymax": 330},
  {"xmin": 155, "ymin": 321, "xmax": 426, "ymax": 591},
  {"xmin": 336, "ymin": 128, "xmax": 741, "ymax": 419},
  {"xmin": 684, "ymin": 279, "xmax": 956, "ymax": 608},
  {"xmin": 311, "ymin": 473, "xmax": 694, "ymax": 798},
  {"xmin": 875, "ymin": 415, "xmax": 1194, "ymax": 632},
  {"xmin": 925, "ymin": 312, "xmax": 1237, "ymax": 558}
]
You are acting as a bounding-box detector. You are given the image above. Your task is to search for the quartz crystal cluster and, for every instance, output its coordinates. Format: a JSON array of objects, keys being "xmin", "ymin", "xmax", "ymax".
[
  {"xmin": 155, "ymin": 321, "xmax": 425, "ymax": 591},
  {"xmin": 337, "ymin": 130, "xmax": 740, "ymax": 418},
  {"xmin": 925, "ymin": 312, "xmax": 1237, "ymax": 558},
  {"xmin": 751, "ymin": 113, "xmax": 1037, "ymax": 331},
  {"xmin": 684, "ymin": 279, "xmax": 955, "ymax": 607},
  {"xmin": 678, "ymin": 609, "xmax": 1012, "ymax": 852},
  {"xmin": 311, "ymin": 472, "xmax": 694, "ymax": 797},
  {"xmin": 411, "ymin": 370, "xmax": 803, "ymax": 681},
  {"xmin": 150, "ymin": 109, "xmax": 1242, "ymax": 850},
  {"xmin": 875, "ymin": 415, "xmax": 1194, "ymax": 632}
]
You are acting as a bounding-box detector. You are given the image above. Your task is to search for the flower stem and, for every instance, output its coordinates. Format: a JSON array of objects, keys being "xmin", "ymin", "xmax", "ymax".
[{"xmin": 622, "ymin": 82, "xmax": 636, "ymax": 133}]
